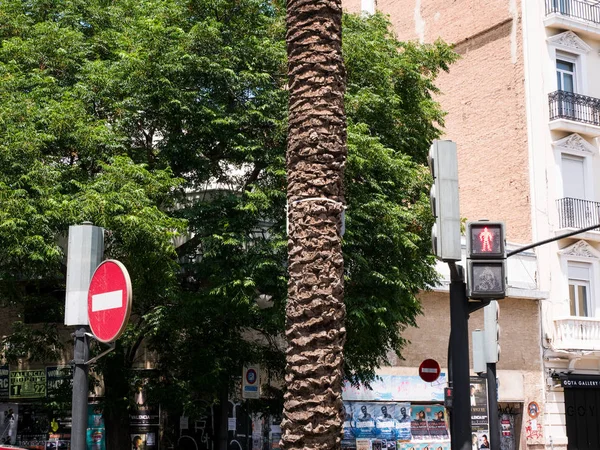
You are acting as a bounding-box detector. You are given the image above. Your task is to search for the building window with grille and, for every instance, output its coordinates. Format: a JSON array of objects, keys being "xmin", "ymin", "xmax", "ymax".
[{"xmin": 568, "ymin": 262, "xmax": 591, "ymax": 316}]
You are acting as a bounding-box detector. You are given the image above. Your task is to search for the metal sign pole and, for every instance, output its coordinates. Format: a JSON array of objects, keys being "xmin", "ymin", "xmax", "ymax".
[
  {"xmin": 71, "ymin": 328, "xmax": 90, "ymax": 450},
  {"xmin": 449, "ymin": 263, "xmax": 472, "ymax": 450}
]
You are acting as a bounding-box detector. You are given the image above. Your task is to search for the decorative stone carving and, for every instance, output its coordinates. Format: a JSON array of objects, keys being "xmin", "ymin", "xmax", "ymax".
[
  {"xmin": 548, "ymin": 31, "xmax": 592, "ymax": 54},
  {"xmin": 553, "ymin": 133, "xmax": 597, "ymax": 154},
  {"xmin": 560, "ymin": 240, "xmax": 599, "ymax": 259}
]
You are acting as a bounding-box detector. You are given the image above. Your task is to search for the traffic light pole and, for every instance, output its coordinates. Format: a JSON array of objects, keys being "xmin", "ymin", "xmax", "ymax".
[
  {"xmin": 486, "ymin": 363, "xmax": 499, "ymax": 450},
  {"xmin": 449, "ymin": 263, "xmax": 471, "ymax": 450}
]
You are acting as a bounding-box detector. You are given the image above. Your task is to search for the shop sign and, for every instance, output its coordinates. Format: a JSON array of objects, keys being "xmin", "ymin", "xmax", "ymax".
[
  {"xmin": 343, "ymin": 374, "xmax": 447, "ymax": 402},
  {"xmin": 46, "ymin": 365, "xmax": 73, "ymax": 397},
  {"xmin": 560, "ymin": 374, "xmax": 600, "ymax": 388},
  {"xmin": 0, "ymin": 364, "xmax": 9, "ymax": 399},
  {"xmin": 129, "ymin": 404, "xmax": 160, "ymax": 427},
  {"xmin": 9, "ymin": 369, "xmax": 46, "ymax": 399}
]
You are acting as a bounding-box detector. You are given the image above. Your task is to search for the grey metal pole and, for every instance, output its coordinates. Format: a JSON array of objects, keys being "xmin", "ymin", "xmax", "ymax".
[
  {"xmin": 449, "ymin": 264, "xmax": 472, "ymax": 450},
  {"xmin": 71, "ymin": 327, "xmax": 90, "ymax": 450},
  {"xmin": 486, "ymin": 363, "xmax": 500, "ymax": 450}
]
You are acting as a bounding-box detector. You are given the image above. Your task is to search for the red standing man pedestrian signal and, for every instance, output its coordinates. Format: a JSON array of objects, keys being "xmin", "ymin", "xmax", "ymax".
[{"xmin": 479, "ymin": 227, "xmax": 494, "ymax": 252}]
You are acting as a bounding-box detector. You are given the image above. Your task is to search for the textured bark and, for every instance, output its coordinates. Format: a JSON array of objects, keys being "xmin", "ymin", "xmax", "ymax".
[{"xmin": 282, "ymin": 0, "xmax": 347, "ymax": 448}]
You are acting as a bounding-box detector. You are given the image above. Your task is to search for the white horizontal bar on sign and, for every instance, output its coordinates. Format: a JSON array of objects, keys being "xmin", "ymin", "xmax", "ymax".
[
  {"xmin": 421, "ymin": 368, "xmax": 438, "ymax": 373},
  {"xmin": 92, "ymin": 290, "xmax": 123, "ymax": 312}
]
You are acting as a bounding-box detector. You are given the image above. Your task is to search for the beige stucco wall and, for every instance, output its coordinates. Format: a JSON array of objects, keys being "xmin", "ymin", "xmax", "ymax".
[
  {"xmin": 343, "ymin": 0, "xmax": 532, "ymax": 244},
  {"xmin": 388, "ymin": 292, "xmax": 542, "ymax": 372}
]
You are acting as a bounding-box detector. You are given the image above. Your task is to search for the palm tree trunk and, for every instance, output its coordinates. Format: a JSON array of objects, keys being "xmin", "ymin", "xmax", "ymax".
[{"xmin": 282, "ymin": 0, "xmax": 347, "ymax": 448}]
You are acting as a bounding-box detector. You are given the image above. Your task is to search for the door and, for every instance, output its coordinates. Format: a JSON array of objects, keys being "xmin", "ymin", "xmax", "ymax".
[
  {"xmin": 565, "ymin": 388, "xmax": 600, "ymax": 449},
  {"xmin": 557, "ymin": 58, "xmax": 576, "ymax": 118},
  {"xmin": 561, "ymin": 154, "xmax": 591, "ymax": 227}
]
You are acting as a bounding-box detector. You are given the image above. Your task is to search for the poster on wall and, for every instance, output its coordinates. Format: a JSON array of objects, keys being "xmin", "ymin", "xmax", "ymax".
[
  {"xmin": 427, "ymin": 406, "xmax": 449, "ymax": 440},
  {"xmin": 400, "ymin": 444, "xmax": 450, "ymax": 450},
  {"xmin": 470, "ymin": 377, "xmax": 489, "ymax": 450},
  {"xmin": 394, "ymin": 403, "xmax": 411, "ymax": 442},
  {"xmin": 352, "ymin": 403, "xmax": 376, "ymax": 439},
  {"xmin": 0, "ymin": 403, "xmax": 18, "ymax": 445},
  {"xmin": 9, "ymin": 369, "xmax": 46, "ymax": 399},
  {"xmin": 46, "ymin": 366, "xmax": 73, "ymax": 398},
  {"xmin": 129, "ymin": 404, "xmax": 159, "ymax": 450},
  {"xmin": 374, "ymin": 404, "xmax": 396, "ymax": 441},
  {"xmin": 86, "ymin": 403, "xmax": 105, "ymax": 450},
  {"xmin": 409, "ymin": 406, "xmax": 429, "ymax": 440}
]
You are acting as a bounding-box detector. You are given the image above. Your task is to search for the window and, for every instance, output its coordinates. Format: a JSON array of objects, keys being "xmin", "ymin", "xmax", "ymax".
[
  {"xmin": 557, "ymin": 58, "xmax": 575, "ymax": 93},
  {"xmin": 568, "ymin": 262, "xmax": 591, "ymax": 316}
]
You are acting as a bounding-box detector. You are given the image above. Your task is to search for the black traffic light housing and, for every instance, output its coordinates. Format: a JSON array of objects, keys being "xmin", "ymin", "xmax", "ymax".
[{"xmin": 466, "ymin": 221, "xmax": 507, "ymax": 300}]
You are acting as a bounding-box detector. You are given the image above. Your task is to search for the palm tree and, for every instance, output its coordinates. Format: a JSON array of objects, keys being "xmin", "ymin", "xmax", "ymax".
[{"xmin": 282, "ymin": 0, "xmax": 347, "ymax": 447}]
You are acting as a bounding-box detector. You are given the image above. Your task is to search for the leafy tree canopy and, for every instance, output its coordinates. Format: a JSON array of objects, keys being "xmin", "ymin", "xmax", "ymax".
[{"xmin": 0, "ymin": 0, "xmax": 456, "ymax": 428}]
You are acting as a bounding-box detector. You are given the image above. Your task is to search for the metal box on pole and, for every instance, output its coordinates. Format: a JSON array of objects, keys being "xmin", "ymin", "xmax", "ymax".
[{"xmin": 65, "ymin": 223, "xmax": 104, "ymax": 326}]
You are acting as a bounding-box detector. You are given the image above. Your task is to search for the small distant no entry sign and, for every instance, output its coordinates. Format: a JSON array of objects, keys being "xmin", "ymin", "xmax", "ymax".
[
  {"xmin": 419, "ymin": 359, "xmax": 441, "ymax": 383},
  {"xmin": 87, "ymin": 260, "xmax": 132, "ymax": 343}
]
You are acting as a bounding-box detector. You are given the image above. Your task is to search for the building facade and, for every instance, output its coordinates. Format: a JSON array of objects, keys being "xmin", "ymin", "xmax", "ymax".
[{"xmin": 342, "ymin": 0, "xmax": 600, "ymax": 448}]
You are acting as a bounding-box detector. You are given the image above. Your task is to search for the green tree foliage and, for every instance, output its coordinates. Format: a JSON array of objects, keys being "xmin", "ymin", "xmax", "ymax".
[{"xmin": 0, "ymin": 0, "xmax": 456, "ymax": 439}]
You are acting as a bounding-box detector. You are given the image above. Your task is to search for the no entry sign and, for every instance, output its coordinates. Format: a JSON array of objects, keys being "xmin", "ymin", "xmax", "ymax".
[
  {"xmin": 87, "ymin": 260, "xmax": 132, "ymax": 343},
  {"xmin": 419, "ymin": 359, "xmax": 441, "ymax": 383}
]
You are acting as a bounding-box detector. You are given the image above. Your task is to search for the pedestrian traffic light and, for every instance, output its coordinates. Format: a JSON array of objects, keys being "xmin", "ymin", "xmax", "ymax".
[
  {"xmin": 484, "ymin": 300, "xmax": 501, "ymax": 363},
  {"xmin": 428, "ymin": 140, "xmax": 461, "ymax": 262},
  {"xmin": 466, "ymin": 221, "xmax": 506, "ymax": 299}
]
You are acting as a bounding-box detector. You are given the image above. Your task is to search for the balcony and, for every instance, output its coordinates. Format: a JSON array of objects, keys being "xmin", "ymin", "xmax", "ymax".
[
  {"xmin": 556, "ymin": 198, "xmax": 600, "ymax": 240},
  {"xmin": 549, "ymin": 91, "xmax": 600, "ymax": 137},
  {"xmin": 545, "ymin": 0, "xmax": 600, "ymax": 37},
  {"xmin": 554, "ymin": 317, "xmax": 600, "ymax": 351}
]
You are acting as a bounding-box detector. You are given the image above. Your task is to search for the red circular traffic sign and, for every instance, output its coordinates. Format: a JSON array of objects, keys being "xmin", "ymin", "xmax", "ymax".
[
  {"xmin": 87, "ymin": 260, "xmax": 132, "ymax": 343},
  {"xmin": 419, "ymin": 359, "xmax": 441, "ymax": 383}
]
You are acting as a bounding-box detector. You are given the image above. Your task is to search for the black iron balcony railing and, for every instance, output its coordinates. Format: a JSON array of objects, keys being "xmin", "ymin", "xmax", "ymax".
[
  {"xmin": 549, "ymin": 90, "xmax": 600, "ymax": 126},
  {"xmin": 557, "ymin": 197, "xmax": 600, "ymax": 229},
  {"xmin": 545, "ymin": 0, "xmax": 600, "ymax": 25}
]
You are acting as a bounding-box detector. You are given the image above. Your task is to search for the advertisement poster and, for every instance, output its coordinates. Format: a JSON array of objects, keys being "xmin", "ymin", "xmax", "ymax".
[
  {"xmin": 0, "ymin": 365, "xmax": 9, "ymax": 400},
  {"xmin": 469, "ymin": 376, "xmax": 489, "ymax": 450},
  {"xmin": 410, "ymin": 406, "xmax": 429, "ymax": 440},
  {"xmin": 374, "ymin": 404, "xmax": 396, "ymax": 441},
  {"xmin": 131, "ymin": 433, "xmax": 157, "ymax": 450},
  {"xmin": 352, "ymin": 403, "xmax": 376, "ymax": 439},
  {"xmin": 129, "ymin": 404, "xmax": 159, "ymax": 450},
  {"xmin": 394, "ymin": 403, "xmax": 411, "ymax": 442},
  {"xmin": 86, "ymin": 404, "xmax": 105, "ymax": 450},
  {"xmin": 9, "ymin": 369, "xmax": 46, "ymax": 399},
  {"xmin": 355, "ymin": 438, "xmax": 371, "ymax": 450},
  {"xmin": 0, "ymin": 403, "xmax": 18, "ymax": 445},
  {"xmin": 427, "ymin": 406, "xmax": 449, "ymax": 440},
  {"xmin": 401, "ymin": 444, "xmax": 449, "ymax": 450},
  {"xmin": 46, "ymin": 366, "xmax": 73, "ymax": 398},
  {"xmin": 342, "ymin": 402, "xmax": 355, "ymax": 447}
]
